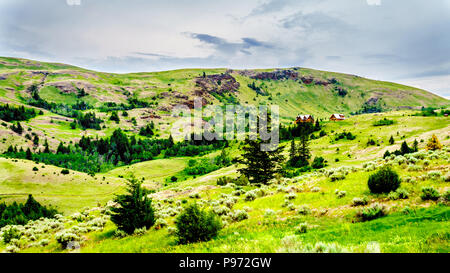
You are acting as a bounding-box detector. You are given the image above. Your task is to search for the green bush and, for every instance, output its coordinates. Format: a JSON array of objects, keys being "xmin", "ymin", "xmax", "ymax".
[
  {"xmin": 216, "ymin": 176, "xmax": 233, "ymax": 186},
  {"xmin": 311, "ymin": 157, "xmax": 326, "ymax": 169},
  {"xmin": 388, "ymin": 188, "xmax": 409, "ymax": 200},
  {"xmin": 444, "ymin": 189, "xmax": 450, "ymax": 202},
  {"xmin": 368, "ymin": 166, "xmax": 400, "ymax": 194},
  {"xmin": 356, "ymin": 203, "xmax": 387, "ymax": 221},
  {"xmin": 234, "ymin": 175, "xmax": 249, "ymax": 186},
  {"xmin": 420, "ymin": 187, "xmax": 440, "ymax": 201},
  {"xmin": 61, "ymin": 169, "xmax": 70, "ymax": 175},
  {"xmin": 351, "ymin": 196, "xmax": 369, "ymax": 206},
  {"xmin": 175, "ymin": 203, "xmax": 222, "ymax": 244},
  {"xmin": 2, "ymin": 226, "xmax": 21, "ymax": 244}
]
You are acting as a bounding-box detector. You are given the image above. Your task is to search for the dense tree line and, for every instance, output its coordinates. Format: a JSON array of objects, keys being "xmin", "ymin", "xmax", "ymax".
[
  {"xmin": 3, "ymin": 129, "xmax": 225, "ymax": 174},
  {"xmin": 0, "ymin": 104, "xmax": 41, "ymax": 122},
  {"xmin": 280, "ymin": 120, "xmax": 321, "ymax": 140},
  {"xmin": 384, "ymin": 140, "xmax": 418, "ymax": 158},
  {"xmin": 0, "ymin": 195, "xmax": 58, "ymax": 228}
]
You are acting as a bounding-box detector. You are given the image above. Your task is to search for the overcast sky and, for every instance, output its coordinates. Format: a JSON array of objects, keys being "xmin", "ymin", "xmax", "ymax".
[{"xmin": 0, "ymin": 0, "xmax": 449, "ymax": 98}]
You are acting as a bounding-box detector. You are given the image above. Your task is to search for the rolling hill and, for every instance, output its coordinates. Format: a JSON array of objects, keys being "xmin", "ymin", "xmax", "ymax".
[{"xmin": 0, "ymin": 56, "xmax": 449, "ymax": 253}]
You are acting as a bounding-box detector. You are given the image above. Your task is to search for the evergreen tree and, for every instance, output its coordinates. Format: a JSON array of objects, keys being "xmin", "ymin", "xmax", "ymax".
[
  {"xmin": 33, "ymin": 135, "xmax": 39, "ymax": 146},
  {"xmin": 297, "ymin": 128, "xmax": 311, "ymax": 167},
  {"xmin": 238, "ymin": 138, "xmax": 284, "ymax": 184},
  {"xmin": 168, "ymin": 134, "xmax": 174, "ymax": 147},
  {"xmin": 412, "ymin": 139, "xmax": 419, "ymax": 152},
  {"xmin": 400, "ymin": 141, "xmax": 412, "ymax": 155},
  {"xmin": 110, "ymin": 111, "xmax": 120, "ymax": 123},
  {"xmin": 289, "ymin": 139, "xmax": 297, "ymax": 164},
  {"xmin": 43, "ymin": 139, "xmax": 50, "ymax": 153},
  {"xmin": 110, "ymin": 176, "xmax": 155, "ymax": 234},
  {"xmin": 389, "ymin": 136, "xmax": 395, "ymax": 145},
  {"xmin": 25, "ymin": 148, "xmax": 32, "ymax": 160}
]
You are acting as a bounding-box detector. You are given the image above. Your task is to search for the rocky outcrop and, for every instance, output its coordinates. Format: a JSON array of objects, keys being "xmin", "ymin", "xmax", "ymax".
[
  {"xmin": 194, "ymin": 73, "xmax": 240, "ymax": 95},
  {"xmin": 44, "ymin": 81, "xmax": 97, "ymax": 94},
  {"xmin": 251, "ymin": 69, "xmax": 299, "ymax": 81}
]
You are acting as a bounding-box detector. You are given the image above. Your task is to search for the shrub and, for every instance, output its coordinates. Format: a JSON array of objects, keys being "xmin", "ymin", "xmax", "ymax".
[
  {"xmin": 285, "ymin": 193, "xmax": 297, "ymax": 200},
  {"xmin": 444, "ymin": 189, "xmax": 450, "ymax": 202},
  {"xmin": 230, "ymin": 210, "xmax": 249, "ymax": 222},
  {"xmin": 244, "ymin": 190, "xmax": 257, "ymax": 201},
  {"xmin": 234, "ymin": 175, "xmax": 249, "ymax": 186},
  {"xmin": 61, "ymin": 169, "xmax": 70, "ymax": 175},
  {"xmin": 295, "ymin": 223, "xmax": 308, "ymax": 234},
  {"xmin": 216, "ymin": 176, "xmax": 233, "ymax": 186},
  {"xmin": 388, "ymin": 188, "xmax": 409, "ymax": 200},
  {"xmin": 356, "ymin": 203, "xmax": 387, "ymax": 221},
  {"xmin": 427, "ymin": 171, "xmax": 442, "ymax": 180},
  {"xmin": 351, "ymin": 196, "xmax": 369, "ymax": 206},
  {"xmin": 2, "ymin": 226, "xmax": 21, "ymax": 244},
  {"xmin": 133, "ymin": 227, "xmax": 147, "ymax": 236},
  {"xmin": 264, "ymin": 209, "xmax": 276, "ymax": 218},
  {"xmin": 55, "ymin": 231, "xmax": 80, "ymax": 249},
  {"xmin": 335, "ymin": 190, "xmax": 346, "ymax": 198},
  {"xmin": 330, "ymin": 173, "xmax": 345, "ymax": 182},
  {"xmin": 368, "ymin": 166, "xmax": 400, "ymax": 194},
  {"xmin": 297, "ymin": 205, "xmax": 311, "ymax": 215},
  {"xmin": 175, "ymin": 203, "xmax": 222, "ymax": 244},
  {"xmin": 32, "ymin": 166, "xmax": 38, "ymax": 171},
  {"xmin": 420, "ymin": 187, "xmax": 440, "ymax": 201},
  {"xmin": 311, "ymin": 157, "xmax": 326, "ymax": 169},
  {"xmin": 110, "ymin": 176, "xmax": 155, "ymax": 234},
  {"xmin": 154, "ymin": 218, "xmax": 168, "ymax": 229}
]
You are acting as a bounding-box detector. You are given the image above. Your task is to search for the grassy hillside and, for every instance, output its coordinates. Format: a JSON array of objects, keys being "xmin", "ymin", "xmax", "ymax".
[{"xmin": 0, "ymin": 56, "xmax": 449, "ymax": 253}]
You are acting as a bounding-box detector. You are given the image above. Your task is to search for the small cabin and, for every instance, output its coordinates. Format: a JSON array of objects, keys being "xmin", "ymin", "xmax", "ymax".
[
  {"xmin": 330, "ymin": 114, "xmax": 345, "ymax": 121},
  {"xmin": 295, "ymin": 114, "xmax": 314, "ymax": 124}
]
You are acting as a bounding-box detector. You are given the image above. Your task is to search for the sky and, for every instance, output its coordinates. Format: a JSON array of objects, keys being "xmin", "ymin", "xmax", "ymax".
[{"xmin": 0, "ymin": 0, "xmax": 449, "ymax": 98}]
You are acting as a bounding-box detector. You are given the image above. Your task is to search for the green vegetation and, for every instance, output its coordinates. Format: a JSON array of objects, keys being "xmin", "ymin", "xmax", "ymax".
[
  {"xmin": 175, "ymin": 203, "xmax": 222, "ymax": 244},
  {"xmin": 0, "ymin": 104, "xmax": 40, "ymax": 122},
  {"xmin": 0, "ymin": 195, "xmax": 58, "ymax": 228},
  {"xmin": 373, "ymin": 118, "xmax": 394, "ymax": 126},
  {"xmin": 0, "ymin": 56, "xmax": 448, "ymax": 253},
  {"xmin": 368, "ymin": 166, "xmax": 400, "ymax": 194},
  {"xmin": 110, "ymin": 176, "xmax": 155, "ymax": 234}
]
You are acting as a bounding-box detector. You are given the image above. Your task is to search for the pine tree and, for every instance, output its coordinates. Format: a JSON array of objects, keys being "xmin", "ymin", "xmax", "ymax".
[
  {"xmin": 389, "ymin": 136, "xmax": 395, "ymax": 145},
  {"xmin": 43, "ymin": 139, "xmax": 50, "ymax": 153},
  {"xmin": 426, "ymin": 134, "xmax": 442, "ymax": 151},
  {"xmin": 289, "ymin": 139, "xmax": 297, "ymax": 164},
  {"xmin": 25, "ymin": 148, "xmax": 32, "ymax": 160},
  {"xmin": 400, "ymin": 141, "xmax": 411, "ymax": 155},
  {"xmin": 238, "ymin": 138, "xmax": 284, "ymax": 184},
  {"xmin": 297, "ymin": 128, "xmax": 311, "ymax": 167},
  {"xmin": 33, "ymin": 135, "xmax": 39, "ymax": 146},
  {"xmin": 110, "ymin": 176, "xmax": 155, "ymax": 234},
  {"xmin": 168, "ymin": 134, "xmax": 174, "ymax": 147},
  {"xmin": 412, "ymin": 139, "xmax": 419, "ymax": 152}
]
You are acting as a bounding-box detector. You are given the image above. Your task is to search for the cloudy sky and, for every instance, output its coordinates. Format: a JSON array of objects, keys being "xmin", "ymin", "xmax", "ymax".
[{"xmin": 0, "ymin": 0, "xmax": 449, "ymax": 98}]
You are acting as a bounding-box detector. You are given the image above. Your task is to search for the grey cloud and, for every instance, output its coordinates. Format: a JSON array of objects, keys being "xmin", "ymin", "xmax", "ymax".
[{"xmin": 187, "ymin": 33, "xmax": 274, "ymax": 56}]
